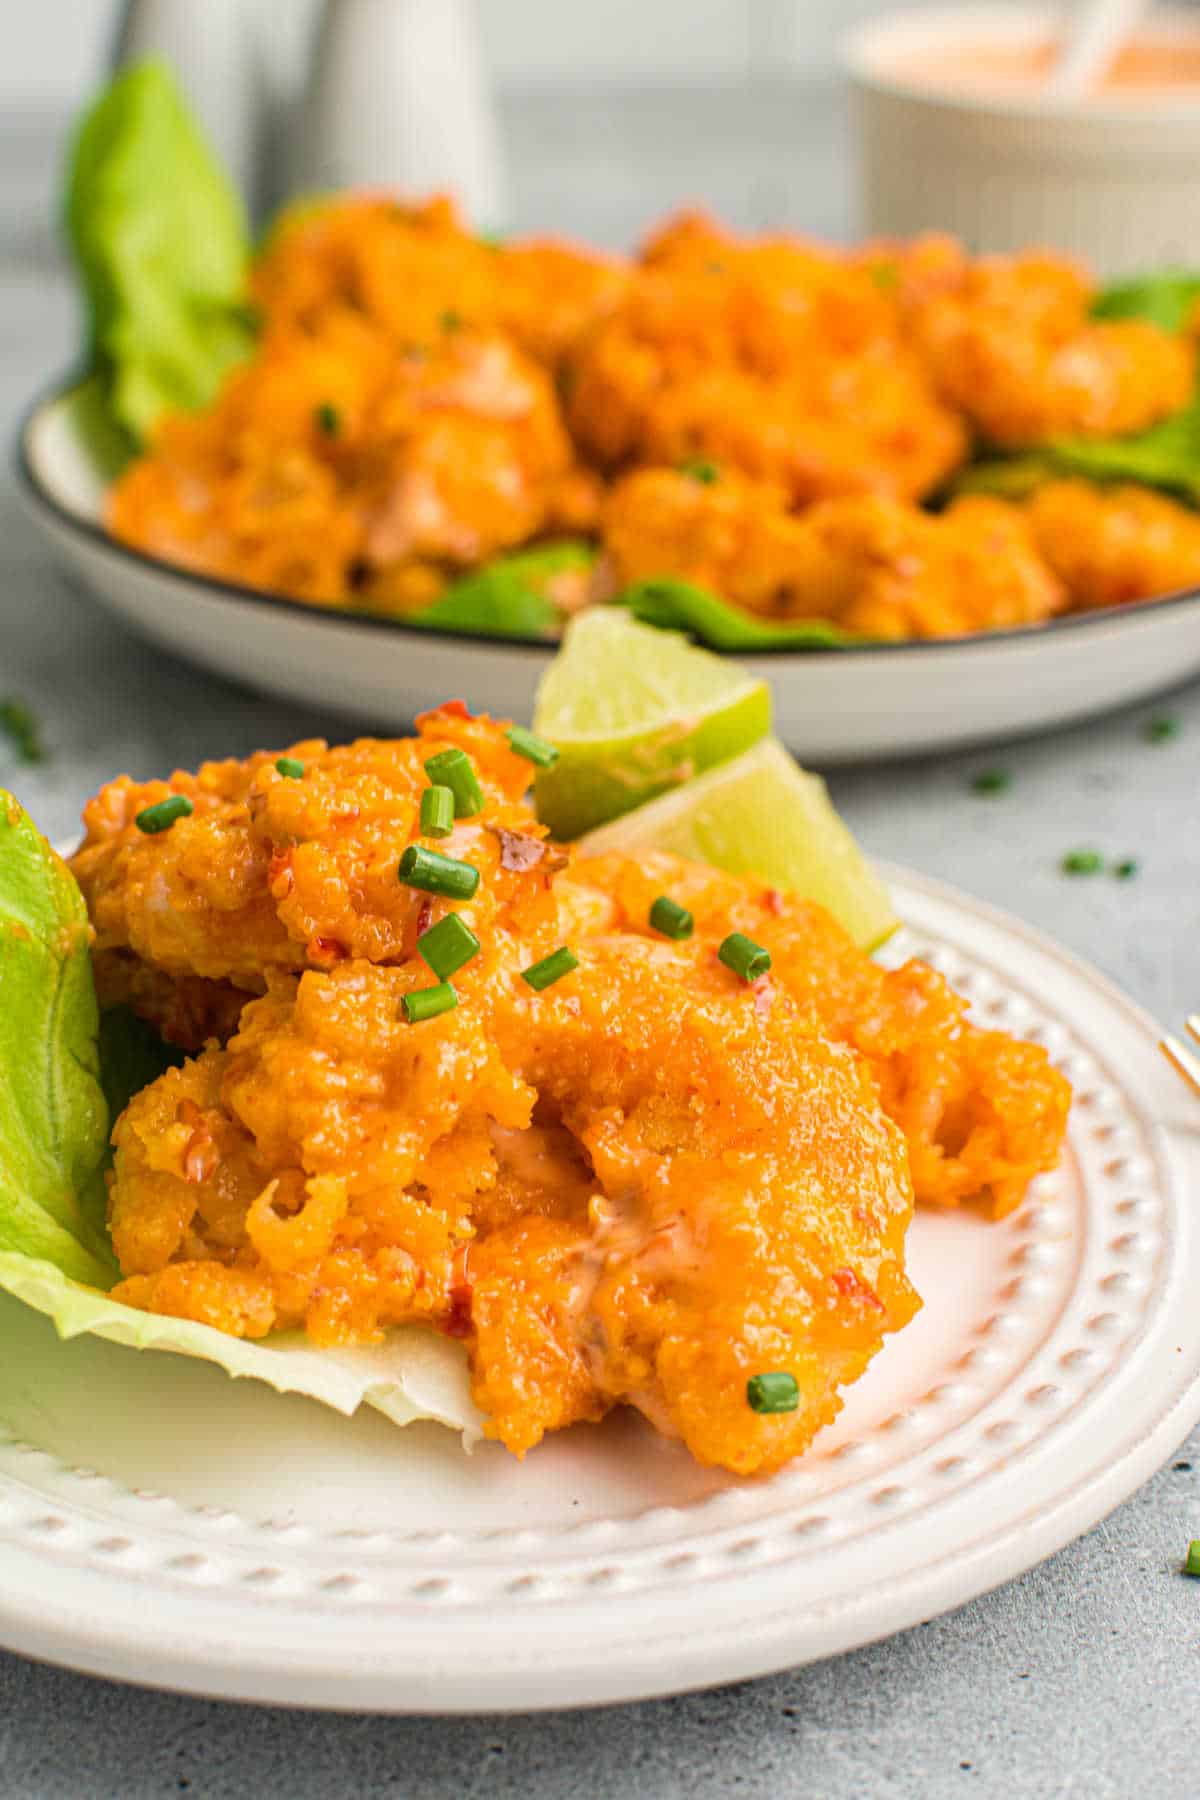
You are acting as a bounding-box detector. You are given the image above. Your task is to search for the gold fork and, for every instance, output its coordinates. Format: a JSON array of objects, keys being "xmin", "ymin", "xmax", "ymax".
[{"xmin": 1161, "ymin": 1016, "xmax": 1200, "ymax": 1097}]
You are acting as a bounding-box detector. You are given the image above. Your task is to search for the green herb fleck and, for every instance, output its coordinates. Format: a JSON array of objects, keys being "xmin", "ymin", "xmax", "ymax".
[
  {"xmin": 506, "ymin": 726, "xmax": 559, "ymax": 768},
  {"xmin": 135, "ymin": 795, "xmax": 194, "ymax": 835},
  {"xmin": 314, "ymin": 402, "xmax": 340, "ymax": 438},
  {"xmin": 971, "ymin": 768, "xmax": 1011, "ymax": 796},
  {"xmin": 1113, "ymin": 857, "xmax": 1139, "ymax": 880},
  {"xmin": 418, "ymin": 913, "xmax": 480, "ymax": 981},
  {"xmin": 0, "ymin": 699, "xmax": 45, "ymax": 764},
  {"xmin": 275, "ymin": 756, "xmax": 304, "ymax": 779},
  {"xmin": 718, "ymin": 932, "xmax": 772, "ymax": 982},
  {"xmin": 423, "ymin": 747, "xmax": 484, "ymax": 818},
  {"xmin": 521, "ymin": 946, "xmax": 579, "ymax": 991},
  {"xmin": 402, "ymin": 982, "xmax": 458, "ymax": 1025},
  {"xmin": 747, "ymin": 1372, "xmax": 799, "ymax": 1414},
  {"xmin": 420, "ymin": 785, "xmax": 455, "ymax": 838},
  {"xmin": 871, "ymin": 262, "xmax": 899, "ymax": 292},
  {"xmin": 1061, "ymin": 849, "xmax": 1104, "ymax": 876},
  {"xmin": 679, "ymin": 458, "xmax": 720, "ymax": 485},
  {"xmin": 1186, "ymin": 1540, "xmax": 1200, "ymax": 1578},
  {"xmin": 398, "ymin": 845, "xmax": 480, "ymax": 900},
  {"xmin": 649, "ymin": 896, "xmax": 694, "ymax": 940},
  {"xmin": 440, "ymin": 308, "xmax": 463, "ymax": 333},
  {"xmin": 1144, "ymin": 715, "xmax": 1179, "ymax": 743}
]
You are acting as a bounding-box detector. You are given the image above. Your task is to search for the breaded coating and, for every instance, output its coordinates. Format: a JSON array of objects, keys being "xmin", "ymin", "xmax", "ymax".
[
  {"xmin": 577, "ymin": 854, "xmax": 1071, "ymax": 1218},
  {"xmin": 109, "ymin": 313, "xmax": 594, "ymax": 608},
  {"xmin": 906, "ymin": 249, "xmax": 1194, "ymax": 448},
  {"xmin": 92, "ymin": 721, "xmax": 1070, "ymax": 1472},
  {"xmin": 565, "ymin": 212, "xmax": 967, "ymax": 504},
  {"xmin": 109, "ymin": 941, "xmax": 918, "ymax": 1475},
  {"xmin": 604, "ymin": 467, "xmax": 1066, "ymax": 638},
  {"xmin": 70, "ymin": 707, "xmax": 553, "ymax": 1043},
  {"xmin": 104, "ymin": 196, "xmax": 1200, "ymax": 638},
  {"xmin": 1027, "ymin": 479, "xmax": 1200, "ymax": 610},
  {"xmin": 253, "ymin": 193, "xmax": 627, "ymax": 371}
]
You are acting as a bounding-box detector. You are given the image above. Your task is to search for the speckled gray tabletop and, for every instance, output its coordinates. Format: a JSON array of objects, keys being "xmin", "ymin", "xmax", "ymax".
[{"xmin": 3, "ymin": 91, "xmax": 1200, "ymax": 1800}]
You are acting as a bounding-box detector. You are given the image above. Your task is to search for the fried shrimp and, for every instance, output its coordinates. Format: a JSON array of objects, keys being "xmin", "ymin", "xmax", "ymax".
[
  {"xmin": 1026, "ymin": 479, "xmax": 1200, "ymax": 609},
  {"xmin": 603, "ymin": 467, "xmax": 1066, "ymax": 638},
  {"xmin": 575, "ymin": 853, "xmax": 1071, "ymax": 1218},
  {"xmin": 88, "ymin": 717, "xmax": 1071, "ymax": 1473},
  {"xmin": 109, "ymin": 311, "xmax": 594, "ymax": 608},
  {"xmin": 108, "ymin": 939, "xmax": 918, "ymax": 1475},
  {"xmin": 907, "ymin": 250, "xmax": 1194, "ymax": 447},
  {"xmin": 70, "ymin": 707, "xmax": 551, "ymax": 1044},
  {"xmin": 565, "ymin": 213, "xmax": 967, "ymax": 504}
]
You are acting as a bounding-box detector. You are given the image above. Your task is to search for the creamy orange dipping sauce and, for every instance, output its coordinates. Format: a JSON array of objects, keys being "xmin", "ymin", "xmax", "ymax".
[{"xmin": 894, "ymin": 37, "xmax": 1200, "ymax": 99}]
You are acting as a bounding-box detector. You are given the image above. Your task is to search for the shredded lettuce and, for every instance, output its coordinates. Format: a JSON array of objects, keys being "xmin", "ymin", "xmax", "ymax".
[
  {"xmin": 0, "ymin": 790, "xmax": 479, "ymax": 1442},
  {"xmin": 64, "ymin": 60, "xmax": 255, "ymax": 444}
]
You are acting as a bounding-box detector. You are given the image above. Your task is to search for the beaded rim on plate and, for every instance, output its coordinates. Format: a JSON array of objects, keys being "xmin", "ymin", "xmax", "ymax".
[{"xmin": 0, "ymin": 864, "xmax": 1195, "ymax": 1711}]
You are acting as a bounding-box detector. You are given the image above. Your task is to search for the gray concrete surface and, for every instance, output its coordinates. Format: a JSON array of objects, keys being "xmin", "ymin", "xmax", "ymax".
[{"xmin": 2, "ymin": 93, "xmax": 1200, "ymax": 1799}]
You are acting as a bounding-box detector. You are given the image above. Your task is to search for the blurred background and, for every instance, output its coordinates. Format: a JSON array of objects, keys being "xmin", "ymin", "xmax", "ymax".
[{"xmin": 4, "ymin": 0, "xmax": 912, "ymax": 259}]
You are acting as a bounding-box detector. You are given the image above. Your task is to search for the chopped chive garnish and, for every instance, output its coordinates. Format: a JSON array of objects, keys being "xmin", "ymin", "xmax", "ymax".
[
  {"xmin": 679, "ymin": 457, "xmax": 720, "ymax": 485},
  {"xmin": 521, "ymin": 946, "xmax": 579, "ymax": 991},
  {"xmin": 420, "ymin": 784, "xmax": 455, "ymax": 838},
  {"xmin": 1114, "ymin": 857, "xmax": 1139, "ymax": 880},
  {"xmin": 0, "ymin": 698, "xmax": 45, "ymax": 763},
  {"xmin": 1187, "ymin": 1540, "xmax": 1200, "ymax": 1578},
  {"xmin": 747, "ymin": 1372, "xmax": 799, "ymax": 1414},
  {"xmin": 718, "ymin": 932, "xmax": 771, "ymax": 982},
  {"xmin": 275, "ymin": 756, "xmax": 304, "ymax": 779},
  {"xmin": 399, "ymin": 844, "xmax": 480, "ymax": 899},
  {"xmin": 440, "ymin": 307, "xmax": 463, "ymax": 333},
  {"xmin": 1061, "ymin": 849, "xmax": 1103, "ymax": 876},
  {"xmin": 135, "ymin": 795, "xmax": 194, "ymax": 834},
  {"xmin": 402, "ymin": 982, "xmax": 458, "ymax": 1025},
  {"xmin": 423, "ymin": 747, "xmax": 484, "ymax": 818},
  {"xmin": 971, "ymin": 768, "xmax": 1010, "ymax": 796},
  {"xmin": 314, "ymin": 402, "xmax": 340, "ymax": 438},
  {"xmin": 506, "ymin": 726, "xmax": 560, "ymax": 768},
  {"xmin": 649, "ymin": 896, "xmax": 694, "ymax": 940},
  {"xmin": 418, "ymin": 913, "xmax": 480, "ymax": 980},
  {"xmin": 1144, "ymin": 715, "xmax": 1179, "ymax": 743}
]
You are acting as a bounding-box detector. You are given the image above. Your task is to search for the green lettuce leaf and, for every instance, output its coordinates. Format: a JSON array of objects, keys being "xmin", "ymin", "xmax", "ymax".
[
  {"xmin": 0, "ymin": 792, "xmax": 478, "ymax": 1441},
  {"xmin": 64, "ymin": 60, "xmax": 255, "ymax": 444},
  {"xmin": 408, "ymin": 541, "xmax": 596, "ymax": 639},
  {"xmin": 0, "ymin": 795, "xmax": 114, "ymax": 1284},
  {"xmin": 617, "ymin": 579, "xmax": 857, "ymax": 650},
  {"xmin": 1091, "ymin": 269, "xmax": 1200, "ymax": 333},
  {"xmin": 97, "ymin": 1005, "xmax": 186, "ymax": 1123},
  {"xmin": 960, "ymin": 408, "xmax": 1200, "ymax": 507},
  {"xmin": 0, "ymin": 1254, "xmax": 479, "ymax": 1439},
  {"xmin": 959, "ymin": 268, "xmax": 1200, "ymax": 506}
]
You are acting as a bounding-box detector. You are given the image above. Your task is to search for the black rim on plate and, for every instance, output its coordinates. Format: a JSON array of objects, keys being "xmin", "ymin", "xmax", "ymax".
[{"xmin": 16, "ymin": 374, "xmax": 1200, "ymax": 660}]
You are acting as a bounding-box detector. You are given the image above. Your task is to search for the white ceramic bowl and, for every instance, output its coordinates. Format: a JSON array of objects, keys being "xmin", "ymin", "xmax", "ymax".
[
  {"xmin": 17, "ymin": 376, "xmax": 1200, "ymax": 763},
  {"xmin": 845, "ymin": 5, "xmax": 1200, "ymax": 275}
]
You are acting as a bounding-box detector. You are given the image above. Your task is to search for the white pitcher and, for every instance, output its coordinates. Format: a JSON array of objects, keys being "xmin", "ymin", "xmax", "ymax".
[{"xmin": 294, "ymin": 0, "xmax": 507, "ymax": 230}]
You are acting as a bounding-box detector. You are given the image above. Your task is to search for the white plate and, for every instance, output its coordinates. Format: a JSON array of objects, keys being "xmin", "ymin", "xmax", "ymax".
[
  {"xmin": 1, "ymin": 864, "xmax": 1197, "ymax": 1713},
  {"xmin": 17, "ymin": 379, "xmax": 1200, "ymax": 764}
]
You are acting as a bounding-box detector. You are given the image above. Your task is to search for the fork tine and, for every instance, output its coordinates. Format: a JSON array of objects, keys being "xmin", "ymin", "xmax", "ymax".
[
  {"xmin": 1186, "ymin": 1015, "xmax": 1200, "ymax": 1048},
  {"xmin": 1161, "ymin": 1034, "xmax": 1200, "ymax": 1098}
]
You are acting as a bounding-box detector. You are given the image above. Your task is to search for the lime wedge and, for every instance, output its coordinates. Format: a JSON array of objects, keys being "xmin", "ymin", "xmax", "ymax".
[
  {"xmin": 532, "ymin": 611, "xmax": 771, "ymax": 841},
  {"xmin": 575, "ymin": 738, "xmax": 897, "ymax": 951}
]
